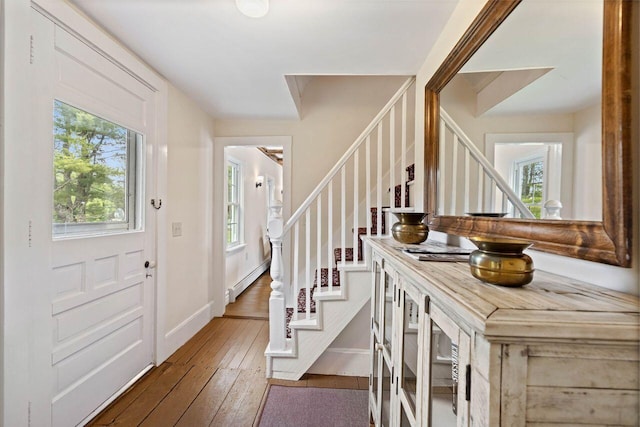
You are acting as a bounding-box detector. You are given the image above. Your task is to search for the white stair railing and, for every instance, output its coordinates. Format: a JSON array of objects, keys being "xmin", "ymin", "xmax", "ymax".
[
  {"xmin": 267, "ymin": 77, "xmax": 416, "ymax": 354},
  {"xmin": 439, "ymin": 108, "xmax": 535, "ymax": 219}
]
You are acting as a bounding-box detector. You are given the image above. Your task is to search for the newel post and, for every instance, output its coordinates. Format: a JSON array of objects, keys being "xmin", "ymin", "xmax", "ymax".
[{"xmin": 267, "ymin": 200, "xmax": 287, "ymax": 351}]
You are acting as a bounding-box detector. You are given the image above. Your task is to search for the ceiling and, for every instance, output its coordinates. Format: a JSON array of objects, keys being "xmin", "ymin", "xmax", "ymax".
[
  {"xmin": 68, "ymin": 0, "xmax": 458, "ymax": 120},
  {"xmin": 458, "ymin": 0, "xmax": 602, "ymax": 116}
]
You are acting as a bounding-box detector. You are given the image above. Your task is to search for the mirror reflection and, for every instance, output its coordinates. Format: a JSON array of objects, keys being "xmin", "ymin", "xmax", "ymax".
[{"xmin": 438, "ymin": 0, "xmax": 603, "ymax": 221}]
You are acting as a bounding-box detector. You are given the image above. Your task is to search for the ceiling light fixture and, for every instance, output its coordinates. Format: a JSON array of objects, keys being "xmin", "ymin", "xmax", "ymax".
[{"xmin": 236, "ymin": 0, "xmax": 269, "ymax": 18}]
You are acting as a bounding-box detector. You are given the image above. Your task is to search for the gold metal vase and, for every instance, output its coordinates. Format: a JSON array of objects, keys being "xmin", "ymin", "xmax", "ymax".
[
  {"xmin": 468, "ymin": 237, "xmax": 534, "ymax": 287},
  {"xmin": 391, "ymin": 212, "xmax": 429, "ymax": 244}
]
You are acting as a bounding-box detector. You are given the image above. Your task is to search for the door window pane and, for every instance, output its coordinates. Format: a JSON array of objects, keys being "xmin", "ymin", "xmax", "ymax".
[{"xmin": 53, "ymin": 100, "xmax": 140, "ymax": 236}]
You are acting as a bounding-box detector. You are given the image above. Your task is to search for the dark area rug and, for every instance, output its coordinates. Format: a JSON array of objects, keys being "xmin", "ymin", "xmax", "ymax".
[{"xmin": 257, "ymin": 385, "xmax": 369, "ymax": 427}]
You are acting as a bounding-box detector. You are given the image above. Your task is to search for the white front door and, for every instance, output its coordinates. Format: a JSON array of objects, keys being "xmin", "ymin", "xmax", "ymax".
[{"xmin": 31, "ymin": 10, "xmax": 158, "ymax": 426}]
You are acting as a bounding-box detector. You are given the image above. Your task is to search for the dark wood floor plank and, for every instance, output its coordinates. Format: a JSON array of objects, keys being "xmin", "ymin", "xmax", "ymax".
[
  {"xmin": 109, "ymin": 363, "xmax": 192, "ymax": 426},
  {"xmin": 238, "ymin": 322, "xmax": 269, "ymax": 372},
  {"xmin": 220, "ymin": 319, "xmax": 264, "ymax": 369},
  {"xmin": 86, "ymin": 364, "xmax": 172, "ymax": 426},
  {"xmin": 306, "ymin": 373, "xmax": 360, "ymax": 389},
  {"xmin": 357, "ymin": 376, "xmax": 370, "ymax": 390},
  {"xmin": 209, "ymin": 369, "xmax": 269, "ymax": 427},
  {"xmin": 138, "ymin": 360, "xmax": 219, "ymax": 426},
  {"xmin": 224, "ymin": 271, "xmax": 271, "ymax": 319},
  {"xmin": 191, "ymin": 319, "xmax": 253, "ymax": 369},
  {"xmin": 174, "ymin": 368, "xmax": 240, "ymax": 427},
  {"xmin": 267, "ymin": 378, "xmax": 308, "ymax": 387},
  {"xmin": 167, "ymin": 317, "xmax": 229, "ymax": 365},
  {"xmin": 238, "ymin": 371, "xmax": 270, "ymax": 427}
]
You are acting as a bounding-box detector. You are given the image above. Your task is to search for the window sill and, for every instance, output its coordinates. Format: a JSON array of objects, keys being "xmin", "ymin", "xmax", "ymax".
[{"xmin": 226, "ymin": 243, "xmax": 247, "ymax": 255}]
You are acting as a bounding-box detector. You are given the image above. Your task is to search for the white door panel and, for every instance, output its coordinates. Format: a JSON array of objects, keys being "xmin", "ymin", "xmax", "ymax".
[{"xmin": 31, "ymin": 9, "xmax": 157, "ymax": 426}]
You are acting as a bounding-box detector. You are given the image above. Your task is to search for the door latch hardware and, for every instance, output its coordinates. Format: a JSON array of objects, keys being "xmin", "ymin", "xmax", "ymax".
[
  {"xmin": 145, "ymin": 260, "xmax": 156, "ymax": 278},
  {"xmin": 151, "ymin": 198, "xmax": 162, "ymax": 210}
]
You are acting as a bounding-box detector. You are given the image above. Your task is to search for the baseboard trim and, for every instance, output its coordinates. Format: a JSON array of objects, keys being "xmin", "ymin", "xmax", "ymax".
[
  {"xmin": 164, "ymin": 301, "xmax": 215, "ymax": 358},
  {"xmin": 228, "ymin": 258, "xmax": 271, "ymax": 302},
  {"xmin": 307, "ymin": 347, "xmax": 370, "ymax": 377}
]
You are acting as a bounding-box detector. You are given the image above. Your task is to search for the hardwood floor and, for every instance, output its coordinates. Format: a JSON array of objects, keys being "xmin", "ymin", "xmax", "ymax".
[
  {"xmin": 224, "ymin": 270, "xmax": 271, "ymax": 319},
  {"xmin": 88, "ymin": 272, "xmax": 368, "ymax": 426}
]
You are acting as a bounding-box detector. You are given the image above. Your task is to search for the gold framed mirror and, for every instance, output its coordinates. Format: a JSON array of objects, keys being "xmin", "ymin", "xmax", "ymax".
[{"xmin": 424, "ymin": 0, "xmax": 633, "ymax": 266}]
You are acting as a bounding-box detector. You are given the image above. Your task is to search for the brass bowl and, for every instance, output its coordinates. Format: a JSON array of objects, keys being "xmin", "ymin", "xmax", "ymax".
[
  {"xmin": 391, "ymin": 213, "xmax": 429, "ymax": 244},
  {"xmin": 468, "ymin": 236, "xmax": 533, "ymax": 253},
  {"xmin": 468, "ymin": 237, "xmax": 534, "ymax": 287}
]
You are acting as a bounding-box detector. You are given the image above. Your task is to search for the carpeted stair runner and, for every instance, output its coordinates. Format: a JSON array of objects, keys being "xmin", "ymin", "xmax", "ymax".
[
  {"xmin": 393, "ymin": 163, "xmax": 415, "ymax": 208},
  {"xmin": 333, "ymin": 207, "xmax": 386, "ymax": 265},
  {"xmin": 286, "ymin": 268, "xmax": 341, "ymax": 338},
  {"xmin": 285, "ymin": 165, "xmax": 413, "ymax": 339}
]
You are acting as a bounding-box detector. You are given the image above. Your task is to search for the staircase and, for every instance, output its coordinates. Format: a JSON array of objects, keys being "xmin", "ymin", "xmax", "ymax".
[
  {"xmin": 264, "ymin": 77, "xmax": 418, "ymax": 380},
  {"xmin": 264, "ymin": 76, "xmax": 521, "ymax": 380}
]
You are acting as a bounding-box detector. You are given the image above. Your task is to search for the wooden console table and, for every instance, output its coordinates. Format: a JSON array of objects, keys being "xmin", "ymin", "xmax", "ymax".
[{"xmin": 365, "ymin": 237, "xmax": 639, "ymax": 427}]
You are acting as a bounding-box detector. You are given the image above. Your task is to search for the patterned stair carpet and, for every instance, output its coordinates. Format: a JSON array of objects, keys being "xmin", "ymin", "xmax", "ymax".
[
  {"xmin": 286, "ymin": 268, "xmax": 341, "ymax": 338},
  {"xmin": 284, "ymin": 202, "xmax": 394, "ymax": 339},
  {"xmin": 257, "ymin": 385, "xmax": 368, "ymax": 427}
]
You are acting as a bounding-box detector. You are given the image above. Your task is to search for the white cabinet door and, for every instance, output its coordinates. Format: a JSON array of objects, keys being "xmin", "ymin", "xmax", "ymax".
[
  {"xmin": 370, "ymin": 256, "xmax": 397, "ymax": 427},
  {"xmin": 428, "ymin": 304, "xmax": 471, "ymax": 427},
  {"xmin": 397, "ymin": 280, "xmax": 425, "ymax": 426},
  {"xmin": 30, "ymin": 11, "xmax": 158, "ymax": 426}
]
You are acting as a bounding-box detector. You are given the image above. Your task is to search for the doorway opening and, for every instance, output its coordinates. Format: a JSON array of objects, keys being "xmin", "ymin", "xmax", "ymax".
[{"xmin": 215, "ymin": 136, "xmax": 291, "ymax": 318}]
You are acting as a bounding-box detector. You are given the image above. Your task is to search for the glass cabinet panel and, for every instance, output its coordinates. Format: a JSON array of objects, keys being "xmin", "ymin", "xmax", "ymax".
[
  {"xmin": 401, "ymin": 291, "xmax": 419, "ymax": 415},
  {"xmin": 429, "ymin": 307, "xmax": 470, "ymax": 427},
  {"xmin": 383, "ymin": 271, "xmax": 394, "ymax": 353},
  {"xmin": 381, "ymin": 360, "xmax": 392, "ymax": 427},
  {"xmin": 400, "ymin": 405, "xmax": 411, "ymax": 427},
  {"xmin": 431, "ymin": 321, "xmax": 458, "ymax": 427},
  {"xmin": 373, "ymin": 261, "xmax": 382, "ymax": 330}
]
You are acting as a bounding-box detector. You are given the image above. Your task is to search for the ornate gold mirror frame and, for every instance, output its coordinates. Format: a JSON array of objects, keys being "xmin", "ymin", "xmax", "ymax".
[{"xmin": 424, "ymin": 0, "xmax": 633, "ymax": 266}]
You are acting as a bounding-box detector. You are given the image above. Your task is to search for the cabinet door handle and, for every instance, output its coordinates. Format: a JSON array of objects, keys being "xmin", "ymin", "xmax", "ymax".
[{"xmin": 376, "ymin": 343, "xmax": 384, "ymax": 352}]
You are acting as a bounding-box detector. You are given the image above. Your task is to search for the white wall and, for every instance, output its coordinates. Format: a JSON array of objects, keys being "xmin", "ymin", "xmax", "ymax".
[
  {"xmin": 572, "ymin": 103, "xmax": 602, "ymax": 220},
  {"xmin": 164, "ymin": 83, "xmax": 216, "ymax": 344},
  {"xmin": 2, "ymin": 1, "xmax": 33, "ymax": 423},
  {"xmin": 225, "ymin": 146, "xmax": 282, "ymax": 298},
  {"xmin": 441, "ymin": 75, "xmax": 575, "ymax": 152},
  {"xmin": 415, "ymin": 0, "xmax": 639, "ymax": 295},
  {"xmin": 215, "ymin": 76, "xmax": 410, "ymax": 210}
]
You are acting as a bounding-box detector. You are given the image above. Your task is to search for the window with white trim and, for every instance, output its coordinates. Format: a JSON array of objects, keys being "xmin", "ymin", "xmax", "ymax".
[
  {"xmin": 513, "ymin": 156, "xmax": 545, "ymax": 219},
  {"xmin": 227, "ymin": 158, "xmax": 243, "ymax": 247},
  {"xmin": 53, "ymin": 100, "xmax": 142, "ymax": 237}
]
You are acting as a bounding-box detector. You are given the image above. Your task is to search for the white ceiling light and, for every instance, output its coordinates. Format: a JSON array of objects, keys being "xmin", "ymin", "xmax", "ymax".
[{"xmin": 236, "ymin": 0, "xmax": 269, "ymax": 18}]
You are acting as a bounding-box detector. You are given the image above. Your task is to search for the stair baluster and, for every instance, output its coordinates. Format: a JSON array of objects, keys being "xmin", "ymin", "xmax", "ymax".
[{"xmin": 267, "ymin": 201, "xmax": 287, "ymax": 352}]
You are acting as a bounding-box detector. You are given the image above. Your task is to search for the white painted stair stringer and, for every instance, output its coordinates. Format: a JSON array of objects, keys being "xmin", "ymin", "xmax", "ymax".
[{"xmin": 271, "ymin": 270, "xmax": 371, "ymax": 380}]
